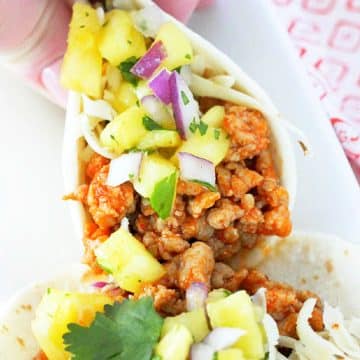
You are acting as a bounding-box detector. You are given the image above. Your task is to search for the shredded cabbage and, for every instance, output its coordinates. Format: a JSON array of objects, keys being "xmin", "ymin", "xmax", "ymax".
[
  {"xmin": 82, "ymin": 95, "xmax": 116, "ymax": 121},
  {"xmin": 323, "ymin": 303, "xmax": 360, "ymax": 359}
]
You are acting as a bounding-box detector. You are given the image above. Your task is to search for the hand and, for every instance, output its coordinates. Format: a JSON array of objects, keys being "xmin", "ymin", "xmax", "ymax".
[{"xmin": 0, "ymin": 0, "xmax": 214, "ymax": 107}]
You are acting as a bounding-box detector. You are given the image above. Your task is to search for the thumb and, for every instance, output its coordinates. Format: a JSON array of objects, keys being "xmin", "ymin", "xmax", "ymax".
[{"xmin": 0, "ymin": 0, "xmax": 70, "ymax": 107}]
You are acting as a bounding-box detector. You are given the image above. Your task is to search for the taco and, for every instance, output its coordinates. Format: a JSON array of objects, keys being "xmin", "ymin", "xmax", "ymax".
[
  {"xmin": 1, "ymin": 232, "xmax": 359, "ymax": 360},
  {"xmin": 62, "ymin": 0, "xmax": 297, "ymax": 295}
]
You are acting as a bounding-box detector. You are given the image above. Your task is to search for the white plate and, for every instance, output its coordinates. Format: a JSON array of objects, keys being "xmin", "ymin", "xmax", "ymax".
[{"xmin": 0, "ymin": 0, "xmax": 359, "ymax": 303}]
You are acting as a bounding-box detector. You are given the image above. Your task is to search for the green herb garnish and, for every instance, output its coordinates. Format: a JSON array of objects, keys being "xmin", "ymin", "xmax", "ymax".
[
  {"xmin": 143, "ymin": 116, "xmax": 163, "ymax": 131},
  {"xmin": 191, "ymin": 180, "xmax": 217, "ymax": 192},
  {"xmin": 63, "ymin": 298, "xmax": 163, "ymax": 360},
  {"xmin": 185, "ymin": 54, "xmax": 192, "ymax": 60},
  {"xmin": 214, "ymin": 128, "xmax": 220, "ymax": 140},
  {"xmin": 189, "ymin": 118, "xmax": 198, "ymax": 133},
  {"xmin": 198, "ymin": 120, "xmax": 208, "ymax": 136},
  {"xmin": 150, "ymin": 172, "xmax": 178, "ymax": 219},
  {"xmin": 110, "ymin": 134, "xmax": 119, "ymax": 145},
  {"xmin": 181, "ymin": 91, "xmax": 190, "ymax": 105},
  {"xmin": 118, "ymin": 57, "xmax": 140, "ymax": 86},
  {"xmin": 127, "ymin": 40, "xmax": 133, "ymax": 45}
]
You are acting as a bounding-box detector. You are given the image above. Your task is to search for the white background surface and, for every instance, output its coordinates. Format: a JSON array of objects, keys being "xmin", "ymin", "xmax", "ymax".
[{"xmin": 0, "ymin": 0, "xmax": 359, "ymax": 302}]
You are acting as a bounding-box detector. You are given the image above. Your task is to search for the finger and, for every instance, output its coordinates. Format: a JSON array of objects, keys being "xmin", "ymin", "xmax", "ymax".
[
  {"xmin": 41, "ymin": 59, "xmax": 68, "ymax": 107},
  {"xmin": 154, "ymin": 0, "xmax": 199, "ymax": 23},
  {"xmin": 197, "ymin": 0, "xmax": 215, "ymax": 9}
]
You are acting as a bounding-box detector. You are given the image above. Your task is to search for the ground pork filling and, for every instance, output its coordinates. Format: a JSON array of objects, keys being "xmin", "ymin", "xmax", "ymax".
[{"xmin": 64, "ymin": 102, "xmax": 311, "ymax": 339}]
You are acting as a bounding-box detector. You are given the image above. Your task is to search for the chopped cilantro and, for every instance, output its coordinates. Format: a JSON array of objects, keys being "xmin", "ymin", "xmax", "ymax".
[
  {"xmin": 139, "ymin": 20, "xmax": 148, "ymax": 32},
  {"xmin": 189, "ymin": 118, "xmax": 198, "ymax": 133},
  {"xmin": 188, "ymin": 119, "xmax": 208, "ymax": 136},
  {"xmin": 143, "ymin": 116, "xmax": 163, "ymax": 131},
  {"xmin": 118, "ymin": 57, "xmax": 140, "ymax": 86},
  {"xmin": 185, "ymin": 54, "xmax": 192, "ymax": 60},
  {"xmin": 79, "ymin": 25, "xmax": 85, "ymax": 29},
  {"xmin": 127, "ymin": 39, "xmax": 133, "ymax": 45},
  {"xmin": 174, "ymin": 67, "xmax": 182, "ymax": 73},
  {"xmin": 198, "ymin": 120, "xmax": 208, "ymax": 136},
  {"xmin": 136, "ymin": 100, "xmax": 140, "ymax": 107},
  {"xmin": 85, "ymin": 11, "xmax": 89, "ymax": 17},
  {"xmin": 214, "ymin": 128, "xmax": 221, "ymax": 140},
  {"xmin": 181, "ymin": 91, "xmax": 190, "ymax": 105},
  {"xmin": 191, "ymin": 180, "xmax": 217, "ymax": 192},
  {"xmin": 63, "ymin": 297, "xmax": 163, "ymax": 360},
  {"xmin": 128, "ymin": 173, "xmax": 135, "ymax": 180},
  {"xmin": 47, "ymin": 288, "xmax": 51, "ymax": 294},
  {"xmin": 263, "ymin": 353, "xmax": 269, "ymax": 360},
  {"xmin": 110, "ymin": 134, "xmax": 119, "ymax": 145},
  {"xmin": 150, "ymin": 172, "xmax": 178, "ymax": 219},
  {"xmin": 213, "ymin": 353, "xmax": 218, "ymax": 360}
]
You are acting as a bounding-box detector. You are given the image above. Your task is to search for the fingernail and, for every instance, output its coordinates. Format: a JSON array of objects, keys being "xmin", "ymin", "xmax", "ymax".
[{"xmin": 41, "ymin": 59, "xmax": 68, "ymax": 108}]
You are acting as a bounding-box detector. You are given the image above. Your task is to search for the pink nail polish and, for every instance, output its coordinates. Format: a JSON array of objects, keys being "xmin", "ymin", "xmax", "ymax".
[{"xmin": 41, "ymin": 59, "xmax": 68, "ymax": 107}]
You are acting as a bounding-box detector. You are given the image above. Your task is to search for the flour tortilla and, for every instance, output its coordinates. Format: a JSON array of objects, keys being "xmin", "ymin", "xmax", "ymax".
[
  {"xmin": 62, "ymin": 0, "xmax": 297, "ymax": 241},
  {"xmin": 1, "ymin": 233, "xmax": 359, "ymax": 359}
]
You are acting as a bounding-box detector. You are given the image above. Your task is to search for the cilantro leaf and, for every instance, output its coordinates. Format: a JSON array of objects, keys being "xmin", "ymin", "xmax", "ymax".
[
  {"xmin": 181, "ymin": 91, "xmax": 190, "ymax": 105},
  {"xmin": 118, "ymin": 57, "xmax": 140, "ymax": 86},
  {"xmin": 150, "ymin": 172, "xmax": 178, "ymax": 219},
  {"xmin": 191, "ymin": 180, "xmax": 217, "ymax": 192},
  {"xmin": 198, "ymin": 120, "xmax": 208, "ymax": 136},
  {"xmin": 63, "ymin": 297, "xmax": 163, "ymax": 360},
  {"xmin": 143, "ymin": 116, "xmax": 163, "ymax": 131},
  {"xmin": 214, "ymin": 128, "xmax": 220, "ymax": 140},
  {"xmin": 189, "ymin": 118, "xmax": 198, "ymax": 133}
]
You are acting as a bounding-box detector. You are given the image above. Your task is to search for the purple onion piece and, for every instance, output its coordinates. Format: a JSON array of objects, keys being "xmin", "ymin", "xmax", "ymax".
[
  {"xmin": 92, "ymin": 281, "xmax": 108, "ymax": 289},
  {"xmin": 106, "ymin": 152, "xmax": 143, "ymax": 187},
  {"xmin": 169, "ymin": 71, "xmax": 200, "ymax": 139},
  {"xmin": 191, "ymin": 343, "xmax": 214, "ymax": 360},
  {"xmin": 186, "ymin": 282, "xmax": 208, "ymax": 311},
  {"xmin": 141, "ymin": 95, "xmax": 172, "ymax": 126},
  {"xmin": 130, "ymin": 41, "xmax": 167, "ymax": 79},
  {"xmin": 148, "ymin": 69, "xmax": 172, "ymax": 104},
  {"xmin": 178, "ymin": 152, "xmax": 216, "ymax": 186}
]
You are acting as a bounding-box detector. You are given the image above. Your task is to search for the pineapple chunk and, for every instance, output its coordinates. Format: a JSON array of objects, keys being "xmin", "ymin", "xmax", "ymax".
[
  {"xmin": 134, "ymin": 153, "xmax": 177, "ymax": 198},
  {"xmin": 155, "ymin": 23, "xmax": 193, "ymax": 70},
  {"xmin": 95, "ymin": 227, "xmax": 166, "ymax": 293},
  {"xmin": 32, "ymin": 289, "xmax": 112, "ymax": 360},
  {"xmin": 217, "ymin": 348, "xmax": 245, "ymax": 360},
  {"xmin": 206, "ymin": 288, "xmax": 232, "ymax": 304},
  {"xmin": 100, "ymin": 106, "xmax": 147, "ymax": 154},
  {"xmin": 175, "ymin": 127, "xmax": 230, "ymax": 165},
  {"xmin": 156, "ymin": 324, "xmax": 193, "ymax": 360},
  {"xmin": 107, "ymin": 81, "xmax": 138, "ymax": 113},
  {"xmin": 138, "ymin": 130, "xmax": 181, "ymax": 150},
  {"xmin": 161, "ymin": 309, "xmax": 210, "ymax": 342},
  {"xmin": 201, "ymin": 106, "xmax": 225, "ymax": 127},
  {"xmin": 207, "ymin": 291, "xmax": 265, "ymax": 359},
  {"xmin": 61, "ymin": 4, "xmax": 103, "ymax": 98},
  {"xmin": 98, "ymin": 10, "xmax": 146, "ymax": 66}
]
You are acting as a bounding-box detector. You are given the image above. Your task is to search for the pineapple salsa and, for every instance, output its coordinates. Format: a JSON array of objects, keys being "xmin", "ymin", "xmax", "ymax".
[{"xmin": 35, "ymin": 1, "xmax": 299, "ymax": 359}]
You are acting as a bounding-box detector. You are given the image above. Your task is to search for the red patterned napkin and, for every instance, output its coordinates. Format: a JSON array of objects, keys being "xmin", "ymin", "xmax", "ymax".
[{"xmin": 272, "ymin": 0, "xmax": 360, "ymax": 181}]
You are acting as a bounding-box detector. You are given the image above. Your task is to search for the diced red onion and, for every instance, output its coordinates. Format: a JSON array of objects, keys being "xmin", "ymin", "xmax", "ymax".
[
  {"xmin": 178, "ymin": 152, "xmax": 216, "ymax": 186},
  {"xmin": 169, "ymin": 71, "xmax": 200, "ymax": 139},
  {"xmin": 204, "ymin": 327, "xmax": 245, "ymax": 351},
  {"xmin": 186, "ymin": 282, "xmax": 208, "ymax": 311},
  {"xmin": 190, "ymin": 343, "xmax": 214, "ymax": 360},
  {"xmin": 130, "ymin": 41, "xmax": 166, "ymax": 79},
  {"xmin": 141, "ymin": 95, "xmax": 172, "ymax": 127},
  {"xmin": 106, "ymin": 152, "xmax": 143, "ymax": 187},
  {"xmin": 148, "ymin": 69, "xmax": 172, "ymax": 104},
  {"xmin": 92, "ymin": 281, "xmax": 108, "ymax": 289}
]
